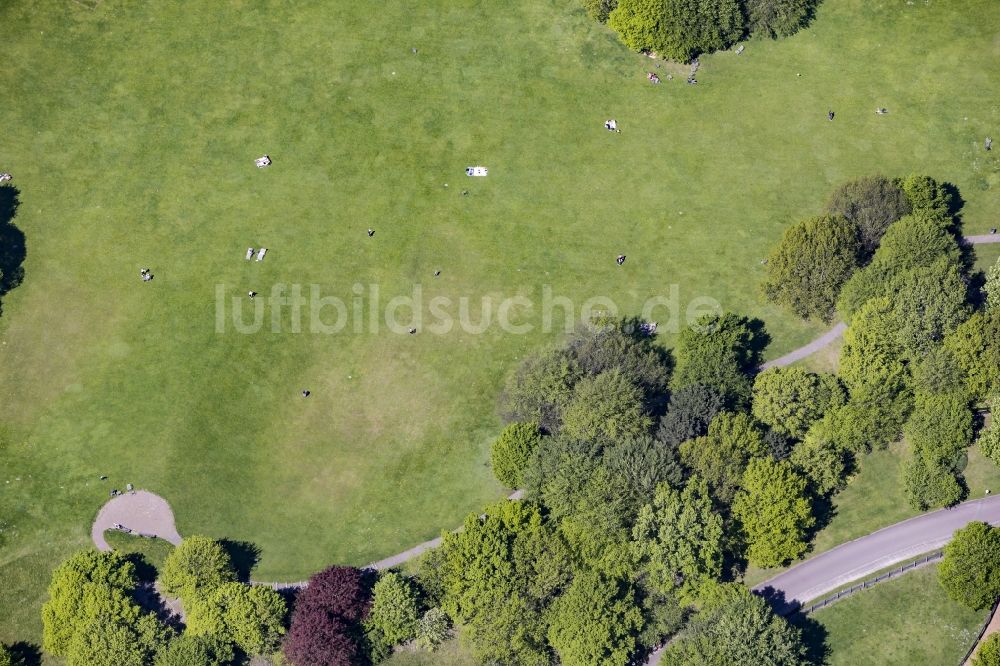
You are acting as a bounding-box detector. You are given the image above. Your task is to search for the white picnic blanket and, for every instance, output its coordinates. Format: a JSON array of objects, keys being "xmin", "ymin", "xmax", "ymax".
[
  {"xmin": 465, "ymin": 166, "xmax": 488, "ymax": 177},
  {"xmin": 246, "ymin": 247, "xmax": 255, "ymax": 260},
  {"xmin": 256, "ymin": 247, "xmax": 267, "ymax": 261}
]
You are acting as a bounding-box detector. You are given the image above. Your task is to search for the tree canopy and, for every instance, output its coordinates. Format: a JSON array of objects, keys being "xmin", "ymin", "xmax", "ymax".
[
  {"xmin": 159, "ymin": 536, "xmax": 237, "ymax": 603},
  {"xmin": 491, "ymin": 421, "xmax": 543, "ymax": 488},
  {"xmin": 939, "ymin": 522, "xmax": 1000, "ymax": 611},
  {"xmin": 762, "ymin": 214, "xmax": 860, "ymax": 321},
  {"xmin": 546, "ymin": 572, "xmax": 644, "ymax": 666},
  {"xmin": 752, "ymin": 367, "xmax": 845, "ymax": 439},
  {"xmin": 186, "ymin": 582, "xmax": 286, "ymax": 657},
  {"xmin": 733, "ymin": 458, "xmax": 815, "ymax": 567},
  {"xmin": 283, "ymin": 566, "xmax": 371, "ymax": 666},
  {"xmin": 679, "ymin": 411, "xmax": 767, "ymax": 506},
  {"xmin": 672, "ymin": 312, "xmax": 761, "ymax": 409},
  {"xmin": 825, "ymin": 175, "xmax": 911, "ymax": 257}
]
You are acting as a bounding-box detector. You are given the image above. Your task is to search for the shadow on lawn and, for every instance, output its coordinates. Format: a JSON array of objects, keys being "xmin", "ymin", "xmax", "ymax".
[
  {"xmin": 8, "ymin": 641, "xmax": 41, "ymax": 666},
  {"xmin": 0, "ymin": 185, "xmax": 26, "ymax": 311},
  {"xmin": 221, "ymin": 539, "xmax": 262, "ymax": 582}
]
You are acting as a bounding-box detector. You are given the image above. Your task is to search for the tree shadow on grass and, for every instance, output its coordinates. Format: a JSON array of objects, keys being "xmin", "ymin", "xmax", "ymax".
[
  {"xmin": 787, "ymin": 611, "xmax": 831, "ymax": 665},
  {"xmin": 221, "ymin": 539, "xmax": 262, "ymax": 582},
  {"xmin": 8, "ymin": 641, "xmax": 41, "ymax": 666},
  {"xmin": 0, "ymin": 186, "xmax": 26, "ymax": 312}
]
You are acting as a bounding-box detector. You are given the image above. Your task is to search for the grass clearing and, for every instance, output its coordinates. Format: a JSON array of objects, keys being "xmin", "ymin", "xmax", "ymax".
[
  {"xmin": 103, "ymin": 531, "xmax": 175, "ymax": 574},
  {"xmin": 0, "ymin": 0, "xmax": 998, "ymax": 645},
  {"xmin": 384, "ymin": 637, "xmax": 477, "ymax": 666},
  {"xmin": 807, "ymin": 564, "xmax": 985, "ymax": 666}
]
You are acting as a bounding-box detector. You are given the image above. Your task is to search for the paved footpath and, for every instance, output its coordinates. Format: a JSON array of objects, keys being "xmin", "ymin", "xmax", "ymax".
[{"xmin": 752, "ymin": 495, "xmax": 1000, "ymax": 613}]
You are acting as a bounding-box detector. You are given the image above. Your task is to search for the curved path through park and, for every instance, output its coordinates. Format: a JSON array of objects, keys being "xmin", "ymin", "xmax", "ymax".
[
  {"xmin": 752, "ymin": 495, "xmax": 1000, "ymax": 613},
  {"xmin": 92, "ymin": 490, "xmax": 182, "ymax": 551}
]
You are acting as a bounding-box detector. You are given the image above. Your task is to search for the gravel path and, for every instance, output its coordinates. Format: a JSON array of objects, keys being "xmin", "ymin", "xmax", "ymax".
[
  {"xmin": 91, "ymin": 490, "xmax": 182, "ymax": 550},
  {"xmin": 759, "ymin": 322, "xmax": 847, "ymax": 370},
  {"xmin": 967, "ymin": 234, "xmax": 1000, "ymax": 244}
]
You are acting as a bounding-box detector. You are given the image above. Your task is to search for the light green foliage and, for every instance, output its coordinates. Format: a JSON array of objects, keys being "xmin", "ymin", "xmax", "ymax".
[
  {"xmin": 790, "ymin": 430, "xmax": 849, "ymax": 495},
  {"xmin": 414, "ymin": 608, "xmax": 451, "ymax": 652},
  {"xmin": 945, "ymin": 310, "xmax": 1000, "ymax": 401},
  {"xmin": 491, "ymin": 421, "xmax": 542, "ymax": 488},
  {"xmin": 979, "ymin": 427, "xmax": 1000, "ymax": 468},
  {"xmin": 837, "ymin": 212, "xmax": 960, "ymax": 319},
  {"xmin": 154, "ymin": 634, "xmax": 235, "ymax": 666},
  {"xmin": 987, "ymin": 257, "xmax": 1000, "ymax": 310},
  {"xmin": 825, "ymin": 175, "xmax": 911, "ymax": 257},
  {"xmin": 733, "ymin": 458, "xmax": 815, "ymax": 567},
  {"xmin": 762, "ymin": 214, "xmax": 860, "ymax": 321},
  {"xmin": 814, "ymin": 401, "xmax": 903, "ymax": 455},
  {"xmin": 839, "ymin": 297, "xmax": 912, "ymax": 434},
  {"xmin": 367, "ymin": 572, "xmax": 421, "ymax": 648},
  {"xmin": 546, "ymin": 572, "xmax": 644, "ymax": 666},
  {"xmin": 561, "ymin": 369, "xmax": 651, "ymax": 442},
  {"xmin": 159, "ymin": 536, "xmax": 236, "ymax": 603},
  {"xmin": 939, "ymin": 522, "xmax": 1000, "ymax": 611},
  {"xmin": 608, "ymin": 0, "xmax": 669, "ymax": 54},
  {"xmin": 186, "ymin": 583, "xmax": 286, "ymax": 656},
  {"xmin": 752, "ymin": 367, "xmax": 846, "ymax": 439},
  {"xmin": 679, "ymin": 412, "xmax": 767, "ymax": 505},
  {"xmin": 973, "ymin": 633, "xmax": 1000, "ymax": 666},
  {"xmin": 0, "ymin": 644, "xmax": 9, "ymax": 666},
  {"xmin": 41, "ymin": 550, "xmax": 139, "ymax": 656},
  {"xmin": 631, "ymin": 478, "xmax": 723, "ymax": 603},
  {"xmin": 672, "ymin": 313, "xmax": 760, "ymax": 409},
  {"xmin": 900, "ymin": 173, "xmax": 953, "ymax": 219},
  {"xmin": 664, "ymin": 583, "xmax": 806, "ymax": 665},
  {"xmin": 660, "ymin": 0, "xmax": 744, "ymax": 63},
  {"xmin": 437, "ymin": 501, "xmax": 571, "ymax": 666},
  {"xmin": 67, "ymin": 611, "xmax": 170, "ymax": 666}
]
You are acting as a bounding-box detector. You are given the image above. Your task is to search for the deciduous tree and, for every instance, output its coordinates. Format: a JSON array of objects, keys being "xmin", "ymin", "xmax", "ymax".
[
  {"xmin": 186, "ymin": 583, "xmax": 286, "ymax": 657},
  {"xmin": 672, "ymin": 312, "xmax": 761, "ymax": 409},
  {"xmin": 679, "ymin": 412, "xmax": 767, "ymax": 506},
  {"xmin": 159, "ymin": 536, "xmax": 236, "ymax": 602},
  {"xmin": 561, "ymin": 369, "xmax": 651, "ymax": 442},
  {"xmin": 283, "ymin": 566, "xmax": 371, "ymax": 666},
  {"xmin": 656, "ymin": 383, "xmax": 725, "ymax": 447},
  {"xmin": 945, "ymin": 310, "xmax": 1000, "ymax": 401},
  {"xmin": 546, "ymin": 572, "xmax": 644, "ymax": 666},
  {"xmin": 762, "ymin": 214, "xmax": 860, "ymax": 321},
  {"xmin": 366, "ymin": 572, "xmax": 420, "ymax": 649},
  {"xmin": 825, "ymin": 175, "xmax": 911, "ymax": 257},
  {"xmin": 939, "ymin": 522, "xmax": 1000, "ymax": 611},
  {"xmin": 752, "ymin": 367, "xmax": 845, "ymax": 439},
  {"xmin": 733, "ymin": 458, "xmax": 815, "ymax": 567},
  {"xmin": 491, "ymin": 421, "xmax": 542, "ymax": 488}
]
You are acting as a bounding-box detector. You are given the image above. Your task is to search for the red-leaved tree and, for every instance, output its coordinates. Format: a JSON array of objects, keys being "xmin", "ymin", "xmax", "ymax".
[{"xmin": 283, "ymin": 566, "xmax": 373, "ymax": 666}]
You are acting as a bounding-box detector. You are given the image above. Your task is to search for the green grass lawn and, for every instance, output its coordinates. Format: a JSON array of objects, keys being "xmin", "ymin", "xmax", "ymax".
[
  {"xmin": 0, "ymin": 0, "xmax": 998, "ymax": 645},
  {"xmin": 974, "ymin": 243, "xmax": 1000, "ymax": 273},
  {"xmin": 383, "ymin": 637, "xmax": 477, "ymax": 666},
  {"xmin": 808, "ymin": 565, "xmax": 985, "ymax": 666},
  {"xmin": 746, "ymin": 439, "xmax": 1000, "ymax": 589},
  {"xmin": 103, "ymin": 530, "xmax": 175, "ymax": 574}
]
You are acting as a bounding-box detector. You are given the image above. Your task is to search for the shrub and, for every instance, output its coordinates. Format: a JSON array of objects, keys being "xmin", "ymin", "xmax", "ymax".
[
  {"xmin": 490, "ymin": 421, "xmax": 542, "ymax": 488},
  {"xmin": 414, "ymin": 608, "xmax": 451, "ymax": 651},
  {"xmin": 584, "ymin": 0, "xmax": 619, "ymax": 22},
  {"xmin": 366, "ymin": 572, "xmax": 420, "ymax": 649},
  {"xmin": 745, "ymin": 0, "xmax": 819, "ymax": 38},
  {"xmin": 973, "ymin": 633, "xmax": 1000, "ymax": 666}
]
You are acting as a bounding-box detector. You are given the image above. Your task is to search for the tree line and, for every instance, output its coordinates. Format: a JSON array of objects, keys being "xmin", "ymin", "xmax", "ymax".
[{"xmin": 587, "ymin": 0, "xmax": 821, "ymax": 63}]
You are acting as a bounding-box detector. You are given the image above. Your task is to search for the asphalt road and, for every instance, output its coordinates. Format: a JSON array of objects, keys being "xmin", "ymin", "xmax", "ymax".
[{"xmin": 752, "ymin": 495, "xmax": 1000, "ymax": 613}]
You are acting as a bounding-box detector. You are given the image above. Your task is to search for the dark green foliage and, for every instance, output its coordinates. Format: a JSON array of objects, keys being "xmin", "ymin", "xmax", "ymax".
[
  {"xmin": 762, "ymin": 214, "xmax": 860, "ymax": 321},
  {"xmin": 656, "ymin": 383, "xmax": 726, "ymax": 447},
  {"xmin": 903, "ymin": 453, "xmax": 963, "ymax": 511},
  {"xmin": 825, "ymin": 175, "xmax": 911, "ymax": 258},
  {"xmin": 752, "ymin": 367, "xmax": 846, "ymax": 439},
  {"xmin": 938, "ymin": 522, "xmax": 1000, "ymax": 611},
  {"xmin": 491, "ymin": 421, "xmax": 543, "ymax": 488},
  {"xmin": 679, "ymin": 412, "xmax": 767, "ymax": 506},
  {"xmin": 632, "ymin": 477, "xmax": 724, "ymax": 603},
  {"xmin": 945, "ymin": 310, "xmax": 1000, "ymax": 401},
  {"xmin": 911, "ymin": 346, "xmax": 967, "ymax": 396},
  {"xmin": 154, "ymin": 635, "xmax": 235, "ymax": 666},
  {"xmin": 745, "ymin": 0, "xmax": 819, "ymax": 38},
  {"xmin": 561, "ymin": 369, "xmax": 652, "ymax": 442},
  {"xmin": 584, "ymin": 0, "xmax": 619, "ymax": 22},
  {"xmin": 890, "ymin": 258, "xmax": 970, "ymax": 356},
  {"xmin": 900, "ymin": 173, "xmax": 953, "ymax": 219},
  {"xmin": 500, "ymin": 346, "xmax": 581, "ymax": 432},
  {"xmin": 763, "ymin": 428, "xmax": 793, "ymax": 461},
  {"xmin": 546, "ymin": 571, "xmax": 644, "ymax": 666},
  {"xmin": 672, "ymin": 312, "xmax": 761, "ymax": 409},
  {"xmin": 637, "ymin": 588, "xmax": 685, "ymax": 651},
  {"xmin": 733, "ymin": 458, "xmax": 815, "ymax": 567},
  {"xmin": 837, "ymin": 212, "xmax": 961, "ymax": 319},
  {"xmin": 603, "ymin": 434, "xmax": 685, "ymax": 517},
  {"xmin": 660, "ymin": 0, "xmax": 744, "ymax": 63},
  {"xmin": 664, "ymin": 583, "xmax": 807, "ymax": 665}
]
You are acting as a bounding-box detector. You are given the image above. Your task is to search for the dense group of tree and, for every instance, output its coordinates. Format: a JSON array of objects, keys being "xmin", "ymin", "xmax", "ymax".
[
  {"xmin": 765, "ymin": 173, "xmax": 998, "ymax": 510},
  {"xmin": 587, "ymin": 0, "xmax": 820, "ymax": 62}
]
